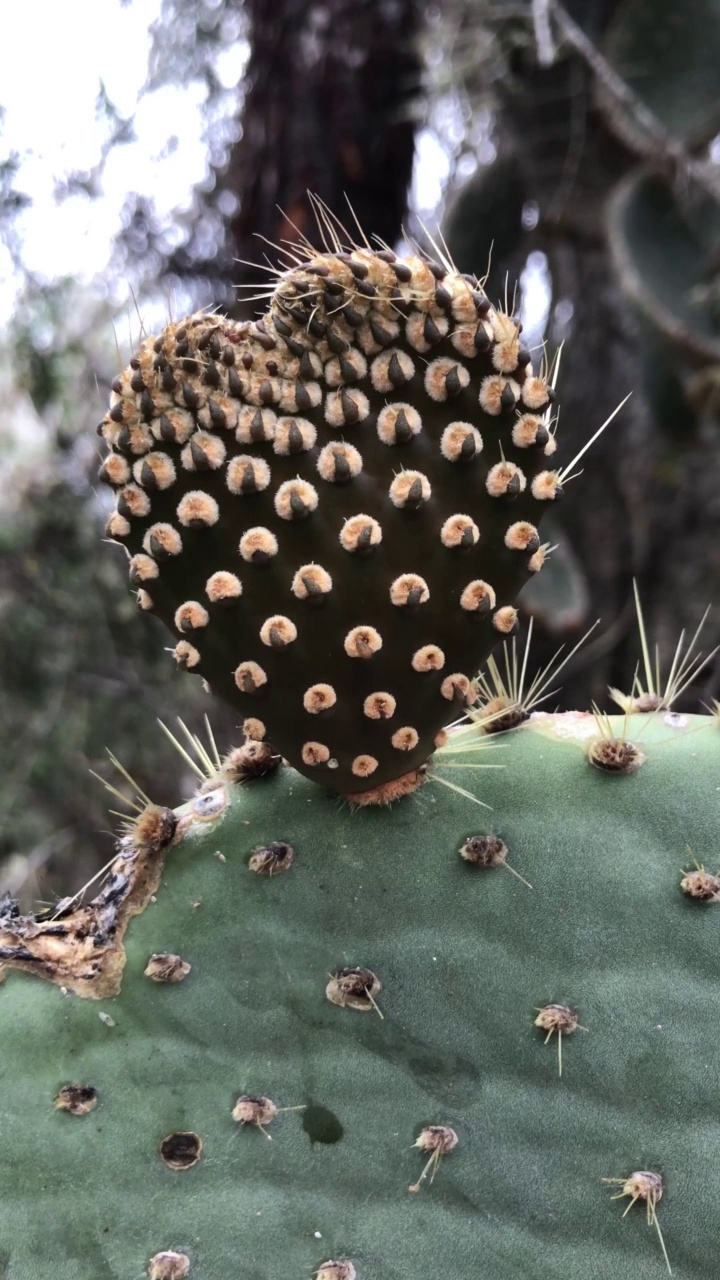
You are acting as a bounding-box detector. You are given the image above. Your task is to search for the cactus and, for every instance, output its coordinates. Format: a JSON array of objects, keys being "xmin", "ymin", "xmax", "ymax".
[
  {"xmin": 1, "ymin": 704, "xmax": 719, "ymax": 1279},
  {"xmin": 4, "ymin": 236, "xmax": 719, "ymax": 1280},
  {"xmin": 97, "ymin": 232, "xmax": 569, "ymax": 801}
]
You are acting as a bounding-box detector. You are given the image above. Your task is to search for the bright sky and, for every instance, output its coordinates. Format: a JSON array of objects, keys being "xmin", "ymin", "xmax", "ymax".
[
  {"xmin": 0, "ymin": 0, "xmax": 547, "ymax": 342},
  {"xmin": 0, "ymin": 0, "xmax": 246, "ymax": 325}
]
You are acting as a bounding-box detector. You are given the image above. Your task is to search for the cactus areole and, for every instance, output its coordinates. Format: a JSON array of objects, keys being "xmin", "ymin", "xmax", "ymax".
[{"xmin": 98, "ymin": 243, "xmax": 560, "ymax": 798}]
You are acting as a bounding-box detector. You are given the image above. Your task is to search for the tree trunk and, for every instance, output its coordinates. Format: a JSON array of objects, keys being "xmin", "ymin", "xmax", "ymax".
[{"xmin": 226, "ymin": 0, "xmax": 422, "ymax": 316}]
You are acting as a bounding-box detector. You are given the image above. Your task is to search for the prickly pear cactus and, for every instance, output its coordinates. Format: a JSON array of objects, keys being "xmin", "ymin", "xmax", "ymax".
[
  {"xmin": 98, "ymin": 242, "xmax": 561, "ymax": 799},
  {"xmin": 1, "ymin": 711, "xmax": 719, "ymax": 1279}
]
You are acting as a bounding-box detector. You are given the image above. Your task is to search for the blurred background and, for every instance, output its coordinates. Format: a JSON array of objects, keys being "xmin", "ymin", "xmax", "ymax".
[{"xmin": 2, "ymin": 0, "xmax": 720, "ymax": 905}]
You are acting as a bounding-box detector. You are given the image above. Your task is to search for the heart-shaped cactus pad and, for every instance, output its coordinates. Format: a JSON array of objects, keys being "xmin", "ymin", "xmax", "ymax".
[{"xmin": 99, "ymin": 242, "xmax": 562, "ymax": 799}]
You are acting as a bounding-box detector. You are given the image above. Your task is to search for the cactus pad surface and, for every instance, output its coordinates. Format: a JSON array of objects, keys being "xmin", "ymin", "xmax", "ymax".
[{"xmin": 1, "ymin": 711, "xmax": 719, "ymax": 1279}]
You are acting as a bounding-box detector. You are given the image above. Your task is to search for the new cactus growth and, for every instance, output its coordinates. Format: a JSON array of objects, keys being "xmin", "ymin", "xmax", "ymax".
[
  {"xmin": 2, "ymin": 234, "xmax": 719, "ymax": 1280},
  {"xmin": 97, "ymin": 235, "xmax": 566, "ymax": 799}
]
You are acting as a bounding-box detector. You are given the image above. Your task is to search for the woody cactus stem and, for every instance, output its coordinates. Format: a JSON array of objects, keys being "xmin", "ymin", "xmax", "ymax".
[{"xmin": 99, "ymin": 239, "xmax": 560, "ymax": 797}]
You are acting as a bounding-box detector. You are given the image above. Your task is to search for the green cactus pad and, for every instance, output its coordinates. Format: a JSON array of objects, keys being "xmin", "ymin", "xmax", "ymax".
[
  {"xmin": 98, "ymin": 246, "xmax": 562, "ymax": 797},
  {"xmin": 1, "ymin": 711, "xmax": 719, "ymax": 1279},
  {"xmin": 600, "ymin": 0, "xmax": 720, "ymax": 151},
  {"xmin": 608, "ymin": 167, "xmax": 720, "ymax": 366}
]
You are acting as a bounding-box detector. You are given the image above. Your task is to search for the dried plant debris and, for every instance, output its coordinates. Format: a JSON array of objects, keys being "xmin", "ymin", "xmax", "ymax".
[{"xmin": 0, "ymin": 821, "xmax": 170, "ymax": 998}]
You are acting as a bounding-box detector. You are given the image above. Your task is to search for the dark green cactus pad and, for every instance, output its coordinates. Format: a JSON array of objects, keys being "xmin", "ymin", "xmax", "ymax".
[
  {"xmin": 609, "ymin": 167, "xmax": 720, "ymax": 366},
  {"xmin": 1, "ymin": 712, "xmax": 719, "ymax": 1279},
  {"xmin": 98, "ymin": 246, "xmax": 562, "ymax": 796},
  {"xmin": 600, "ymin": 0, "xmax": 720, "ymax": 152}
]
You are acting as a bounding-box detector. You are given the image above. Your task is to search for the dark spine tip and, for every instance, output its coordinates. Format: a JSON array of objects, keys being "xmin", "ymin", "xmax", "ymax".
[
  {"xmin": 308, "ymin": 316, "xmax": 326, "ymax": 339},
  {"xmin": 370, "ymin": 319, "xmax": 393, "ymax": 346},
  {"xmin": 149, "ymin": 535, "xmax": 168, "ymax": 559},
  {"xmin": 474, "ymin": 325, "xmax": 491, "ymax": 353},
  {"xmin": 459, "ymin": 434, "xmax": 476, "ymax": 459},
  {"xmin": 161, "ymin": 368, "xmax": 177, "ymax": 392},
  {"xmin": 158, "ymin": 415, "xmax": 175, "ymax": 442},
  {"xmin": 388, "ymin": 352, "xmax": 407, "ymax": 388},
  {"xmin": 340, "ymin": 389, "xmax": 359, "ymax": 426},
  {"xmin": 445, "ymin": 366, "xmax": 462, "ymax": 396},
  {"xmin": 406, "ymin": 478, "xmax": 424, "ymax": 509},
  {"xmin": 295, "ymin": 381, "xmax": 312, "ymax": 412},
  {"xmin": 240, "ymin": 464, "xmax": 258, "ymax": 493},
  {"xmin": 140, "ymin": 389, "xmax": 155, "ymax": 422},
  {"xmin": 249, "ymin": 410, "xmax": 267, "ymax": 442},
  {"xmin": 301, "ymin": 574, "xmax": 323, "ymax": 598},
  {"xmin": 299, "ymin": 352, "xmax": 316, "ymax": 381},
  {"xmin": 434, "ymin": 284, "xmax": 452, "ymax": 310},
  {"xmin": 190, "ymin": 439, "xmax": 210, "ymax": 470},
  {"xmin": 392, "ymin": 261, "xmax": 412, "ymax": 283},
  {"xmin": 203, "ymin": 361, "xmax": 221, "ymax": 388},
  {"xmin": 287, "ymin": 422, "xmax": 304, "ymax": 454},
  {"xmin": 394, "ymin": 409, "xmax": 413, "ymax": 443},
  {"xmin": 182, "ymin": 383, "xmax": 200, "ymax": 411},
  {"xmin": 340, "ymin": 356, "xmax": 360, "ymax": 384},
  {"xmin": 342, "ymin": 305, "xmax": 363, "ymax": 328},
  {"xmin": 259, "ymin": 379, "xmax": 275, "ymax": 405},
  {"xmin": 535, "ymin": 424, "xmax": 549, "ymax": 447},
  {"xmin": 140, "ymin": 462, "xmax": 158, "ymax": 489},
  {"xmin": 208, "ymin": 400, "xmax": 226, "ymax": 430},
  {"xmin": 326, "ymin": 329, "xmax": 349, "ymax": 355},
  {"xmin": 228, "ymin": 368, "xmax": 244, "ymax": 398},
  {"xmin": 109, "ymin": 403, "xmax": 125, "ymax": 424},
  {"xmin": 500, "ymin": 383, "xmax": 516, "ymax": 411},
  {"xmin": 130, "ymin": 371, "xmax": 145, "ymax": 394},
  {"xmin": 290, "ymin": 491, "xmax": 310, "ymax": 519},
  {"xmin": 333, "ymin": 454, "xmax": 351, "ymax": 483},
  {"xmin": 506, "ymin": 474, "xmax": 521, "ymax": 498},
  {"xmin": 423, "ymin": 315, "xmax": 441, "ymax": 346}
]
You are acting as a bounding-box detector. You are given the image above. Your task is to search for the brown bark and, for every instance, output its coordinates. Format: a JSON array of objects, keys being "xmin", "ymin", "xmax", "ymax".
[{"xmin": 225, "ymin": 0, "xmax": 422, "ymax": 316}]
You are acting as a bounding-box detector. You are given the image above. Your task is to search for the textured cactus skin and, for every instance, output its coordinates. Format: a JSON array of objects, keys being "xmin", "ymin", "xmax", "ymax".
[
  {"xmin": 98, "ymin": 247, "xmax": 559, "ymax": 797},
  {"xmin": 1, "ymin": 712, "xmax": 719, "ymax": 1280}
]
